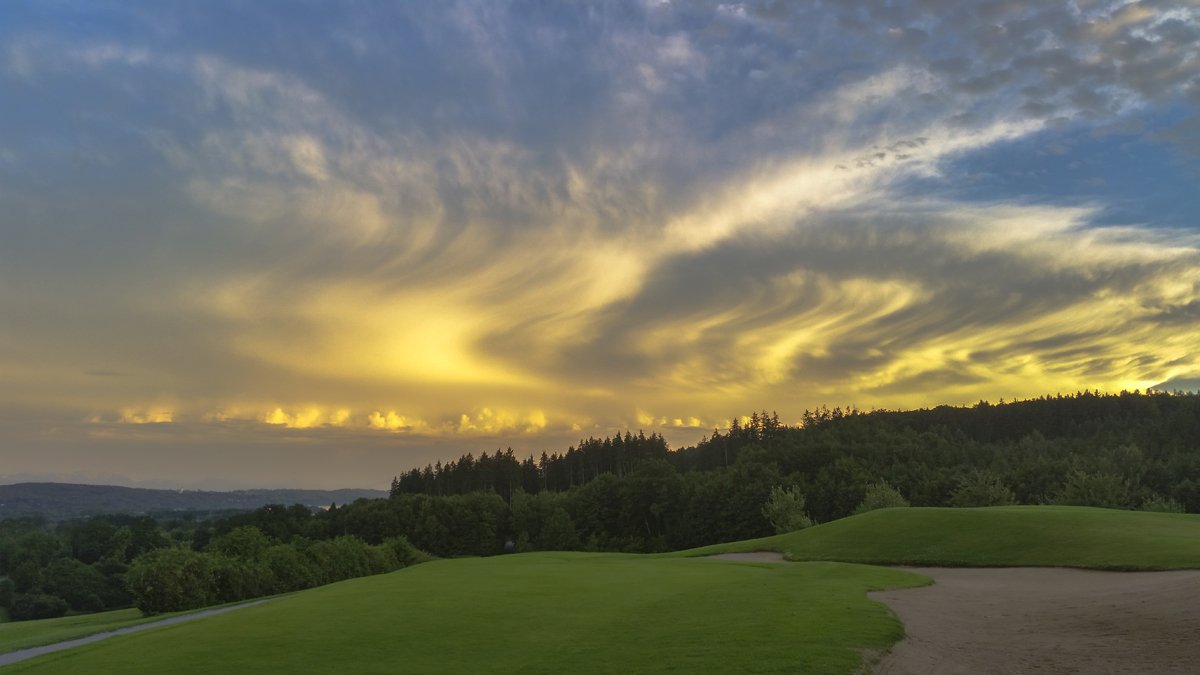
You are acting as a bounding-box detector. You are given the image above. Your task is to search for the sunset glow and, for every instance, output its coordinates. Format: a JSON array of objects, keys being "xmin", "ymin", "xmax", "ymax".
[{"xmin": 2, "ymin": 0, "xmax": 1199, "ymax": 488}]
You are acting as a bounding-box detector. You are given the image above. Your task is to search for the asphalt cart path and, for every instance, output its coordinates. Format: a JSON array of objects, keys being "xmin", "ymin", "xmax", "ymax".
[{"xmin": 0, "ymin": 599, "xmax": 273, "ymax": 668}]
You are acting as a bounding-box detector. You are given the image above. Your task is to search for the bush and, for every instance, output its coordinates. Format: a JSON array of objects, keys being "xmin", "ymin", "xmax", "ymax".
[
  {"xmin": 93, "ymin": 555, "xmax": 133, "ymax": 609},
  {"xmin": 208, "ymin": 555, "xmax": 271, "ymax": 605},
  {"xmin": 540, "ymin": 509, "xmax": 581, "ymax": 551},
  {"xmin": 383, "ymin": 536, "xmax": 429, "ymax": 567},
  {"xmin": 125, "ymin": 547, "xmax": 215, "ymax": 614},
  {"xmin": 127, "ymin": 532, "xmax": 429, "ymax": 616},
  {"xmin": 207, "ymin": 526, "xmax": 272, "ymax": 561},
  {"xmin": 949, "ymin": 471, "xmax": 1017, "ymax": 507},
  {"xmin": 262, "ymin": 544, "xmax": 316, "ymax": 591},
  {"xmin": 853, "ymin": 481, "xmax": 910, "ymax": 515},
  {"xmin": 0, "ymin": 578, "xmax": 14, "ymax": 607},
  {"xmin": 42, "ymin": 558, "xmax": 111, "ymax": 611},
  {"xmin": 761, "ymin": 486, "xmax": 814, "ymax": 534},
  {"xmin": 1054, "ymin": 471, "xmax": 1130, "ymax": 509},
  {"xmin": 8, "ymin": 556, "xmax": 43, "ymax": 594},
  {"xmin": 1140, "ymin": 496, "xmax": 1185, "ymax": 513},
  {"xmin": 8, "ymin": 593, "xmax": 69, "ymax": 621}
]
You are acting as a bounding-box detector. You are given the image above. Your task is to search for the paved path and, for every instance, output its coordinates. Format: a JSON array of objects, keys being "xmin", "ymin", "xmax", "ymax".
[{"xmin": 0, "ymin": 599, "xmax": 273, "ymax": 668}]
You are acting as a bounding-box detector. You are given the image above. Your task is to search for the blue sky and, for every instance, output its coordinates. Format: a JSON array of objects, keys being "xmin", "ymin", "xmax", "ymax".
[{"xmin": 1, "ymin": 0, "xmax": 1198, "ymax": 488}]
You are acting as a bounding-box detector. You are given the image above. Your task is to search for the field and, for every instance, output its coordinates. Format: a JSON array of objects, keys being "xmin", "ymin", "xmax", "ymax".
[
  {"xmin": 8, "ymin": 505, "xmax": 1200, "ymax": 673},
  {"xmin": 683, "ymin": 506, "xmax": 1200, "ymax": 569},
  {"xmin": 3, "ymin": 553, "xmax": 925, "ymax": 674},
  {"xmin": 2, "ymin": 610, "xmax": 153, "ymax": 656},
  {"xmin": 0, "ymin": 600, "xmax": 273, "ymax": 656}
]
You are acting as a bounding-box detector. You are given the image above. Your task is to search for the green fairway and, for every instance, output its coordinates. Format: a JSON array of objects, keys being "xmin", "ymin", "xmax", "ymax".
[
  {"xmin": 4, "ymin": 553, "xmax": 925, "ymax": 675},
  {"xmin": 684, "ymin": 506, "xmax": 1200, "ymax": 569}
]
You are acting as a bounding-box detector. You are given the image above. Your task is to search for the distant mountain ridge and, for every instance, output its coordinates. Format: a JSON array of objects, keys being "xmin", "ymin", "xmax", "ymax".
[{"xmin": 0, "ymin": 482, "xmax": 388, "ymax": 521}]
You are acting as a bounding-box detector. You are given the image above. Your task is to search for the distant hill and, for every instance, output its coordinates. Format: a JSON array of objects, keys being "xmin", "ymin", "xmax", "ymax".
[{"xmin": 0, "ymin": 482, "xmax": 388, "ymax": 522}]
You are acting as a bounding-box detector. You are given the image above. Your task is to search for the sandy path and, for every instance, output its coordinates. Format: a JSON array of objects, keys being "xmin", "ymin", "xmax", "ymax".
[{"xmin": 869, "ymin": 567, "xmax": 1200, "ymax": 675}]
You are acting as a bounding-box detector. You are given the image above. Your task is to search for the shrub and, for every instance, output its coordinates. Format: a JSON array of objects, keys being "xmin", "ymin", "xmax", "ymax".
[
  {"xmin": 383, "ymin": 536, "xmax": 430, "ymax": 567},
  {"xmin": 1054, "ymin": 471, "xmax": 1130, "ymax": 509},
  {"xmin": 0, "ymin": 578, "xmax": 14, "ymax": 607},
  {"xmin": 761, "ymin": 486, "xmax": 814, "ymax": 534},
  {"xmin": 125, "ymin": 547, "xmax": 215, "ymax": 614},
  {"xmin": 8, "ymin": 593, "xmax": 69, "ymax": 621},
  {"xmin": 540, "ymin": 509, "xmax": 581, "ymax": 551},
  {"xmin": 949, "ymin": 471, "xmax": 1017, "ymax": 507},
  {"xmin": 262, "ymin": 544, "xmax": 316, "ymax": 591},
  {"xmin": 8, "ymin": 556, "xmax": 43, "ymax": 594},
  {"xmin": 127, "ymin": 532, "xmax": 431, "ymax": 616},
  {"xmin": 208, "ymin": 555, "xmax": 271, "ymax": 605},
  {"xmin": 1140, "ymin": 495, "xmax": 1185, "ymax": 513},
  {"xmin": 42, "ymin": 558, "xmax": 111, "ymax": 611},
  {"xmin": 207, "ymin": 526, "xmax": 272, "ymax": 561},
  {"xmin": 853, "ymin": 481, "xmax": 910, "ymax": 515},
  {"xmin": 93, "ymin": 555, "xmax": 133, "ymax": 608}
]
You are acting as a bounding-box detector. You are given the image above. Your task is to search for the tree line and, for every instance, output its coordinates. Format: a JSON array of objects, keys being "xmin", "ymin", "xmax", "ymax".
[
  {"xmin": 392, "ymin": 392, "xmax": 1199, "ymax": 515},
  {"xmin": 126, "ymin": 528, "xmax": 427, "ymax": 614},
  {"xmin": 2, "ymin": 390, "xmax": 1196, "ymax": 621},
  {"xmin": 390, "ymin": 431, "xmax": 671, "ymax": 500},
  {"xmin": 0, "ymin": 508, "xmax": 428, "ymax": 620}
]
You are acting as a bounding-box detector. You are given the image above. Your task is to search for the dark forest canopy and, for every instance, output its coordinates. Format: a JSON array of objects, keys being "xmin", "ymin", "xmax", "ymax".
[
  {"xmin": 390, "ymin": 430, "xmax": 672, "ymax": 500},
  {"xmin": 392, "ymin": 390, "xmax": 1200, "ymax": 515}
]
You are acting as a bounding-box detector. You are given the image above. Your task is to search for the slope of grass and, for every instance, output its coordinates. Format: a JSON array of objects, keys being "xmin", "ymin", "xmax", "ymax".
[
  {"xmin": 5, "ymin": 553, "xmax": 926, "ymax": 675},
  {"xmin": 0, "ymin": 598, "xmax": 283, "ymax": 656},
  {"xmin": 682, "ymin": 506, "xmax": 1200, "ymax": 569},
  {"xmin": 2, "ymin": 609, "xmax": 167, "ymax": 655}
]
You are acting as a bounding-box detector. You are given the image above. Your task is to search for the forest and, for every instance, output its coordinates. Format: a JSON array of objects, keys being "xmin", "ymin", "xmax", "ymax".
[
  {"xmin": 1, "ymin": 390, "xmax": 1197, "ymax": 620},
  {"xmin": 390, "ymin": 390, "xmax": 1200, "ymax": 524}
]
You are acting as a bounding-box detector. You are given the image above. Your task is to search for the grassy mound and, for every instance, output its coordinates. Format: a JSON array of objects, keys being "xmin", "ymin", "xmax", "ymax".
[
  {"xmin": 6, "ymin": 554, "xmax": 925, "ymax": 675},
  {"xmin": 684, "ymin": 506, "xmax": 1200, "ymax": 569}
]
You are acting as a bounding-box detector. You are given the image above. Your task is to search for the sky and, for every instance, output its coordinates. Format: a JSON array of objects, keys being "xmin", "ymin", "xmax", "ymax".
[{"xmin": 2, "ymin": 0, "xmax": 1199, "ymax": 490}]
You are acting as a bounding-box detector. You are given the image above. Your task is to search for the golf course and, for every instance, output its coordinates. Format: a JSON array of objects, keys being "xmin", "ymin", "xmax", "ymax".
[
  {"xmin": 4, "ymin": 506, "xmax": 1198, "ymax": 674},
  {"xmin": 685, "ymin": 505, "xmax": 1200, "ymax": 569}
]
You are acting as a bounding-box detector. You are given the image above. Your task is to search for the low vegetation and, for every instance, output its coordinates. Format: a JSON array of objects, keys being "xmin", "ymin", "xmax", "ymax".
[
  {"xmin": 0, "ymin": 512, "xmax": 429, "ymax": 621},
  {"xmin": 125, "ymin": 530, "xmax": 427, "ymax": 613},
  {"xmin": 851, "ymin": 481, "xmax": 910, "ymax": 514},
  {"xmin": 2, "ymin": 554, "xmax": 927, "ymax": 674}
]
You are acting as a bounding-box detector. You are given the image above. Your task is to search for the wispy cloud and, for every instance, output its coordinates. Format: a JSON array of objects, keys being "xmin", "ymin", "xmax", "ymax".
[{"xmin": 1, "ymin": 0, "xmax": 1198, "ymax": 486}]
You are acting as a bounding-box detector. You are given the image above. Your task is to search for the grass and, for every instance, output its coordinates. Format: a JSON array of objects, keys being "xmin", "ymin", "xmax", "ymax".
[
  {"xmin": 1, "ymin": 609, "xmax": 167, "ymax": 655},
  {"xmin": 681, "ymin": 506, "xmax": 1200, "ymax": 570},
  {"xmin": 12, "ymin": 505, "xmax": 1191, "ymax": 671},
  {"xmin": 3, "ymin": 553, "xmax": 926, "ymax": 675},
  {"xmin": 0, "ymin": 597, "xmax": 286, "ymax": 656}
]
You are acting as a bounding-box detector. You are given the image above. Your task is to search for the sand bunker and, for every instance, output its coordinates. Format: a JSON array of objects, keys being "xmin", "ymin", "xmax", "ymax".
[{"xmin": 869, "ymin": 567, "xmax": 1200, "ymax": 675}]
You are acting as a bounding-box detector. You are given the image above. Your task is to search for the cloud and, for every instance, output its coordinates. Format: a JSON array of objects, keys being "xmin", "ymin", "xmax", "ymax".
[
  {"xmin": 118, "ymin": 404, "xmax": 175, "ymax": 425},
  {"xmin": 1, "ymin": 0, "xmax": 1199, "ymax": 486}
]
